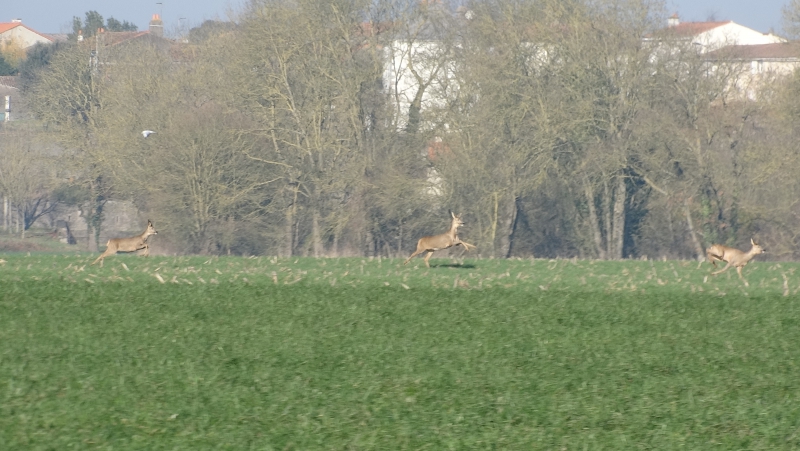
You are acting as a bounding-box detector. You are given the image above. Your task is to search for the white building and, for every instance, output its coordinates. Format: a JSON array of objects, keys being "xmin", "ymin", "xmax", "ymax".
[
  {"xmin": 705, "ymin": 42, "xmax": 800, "ymax": 99},
  {"xmin": 0, "ymin": 19, "xmax": 54, "ymax": 49},
  {"xmin": 661, "ymin": 14, "xmax": 785, "ymax": 53}
]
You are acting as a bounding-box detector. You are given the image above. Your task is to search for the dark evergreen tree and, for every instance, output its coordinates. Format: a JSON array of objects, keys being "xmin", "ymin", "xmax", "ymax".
[
  {"xmin": 0, "ymin": 53, "xmax": 16, "ymax": 75},
  {"xmin": 17, "ymin": 41, "xmax": 71, "ymax": 92},
  {"xmin": 69, "ymin": 11, "xmax": 138, "ymax": 40}
]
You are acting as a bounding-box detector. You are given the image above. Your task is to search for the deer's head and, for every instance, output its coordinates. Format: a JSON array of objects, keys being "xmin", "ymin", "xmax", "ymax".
[
  {"xmin": 750, "ymin": 238, "xmax": 764, "ymax": 255},
  {"xmin": 146, "ymin": 220, "xmax": 158, "ymax": 237},
  {"xmin": 450, "ymin": 211, "xmax": 465, "ymax": 231}
]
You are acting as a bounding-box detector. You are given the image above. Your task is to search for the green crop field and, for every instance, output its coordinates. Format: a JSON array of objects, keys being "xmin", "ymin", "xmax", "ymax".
[{"xmin": 2, "ymin": 252, "xmax": 800, "ymax": 449}]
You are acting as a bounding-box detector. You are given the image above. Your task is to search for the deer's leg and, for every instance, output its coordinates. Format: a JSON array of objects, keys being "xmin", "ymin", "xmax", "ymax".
[
  {"xmin": 93, "ymin": 254, "xmax": 108, "ymax": 267},
  {"xmin": 460, "ymin": 241, "xmax": 476, "ymax": 251},
  {"xmin": 404, "ymin": 240, "xmax": 427, "ymax": 265},
  {"xmin": 142, "ymin": 244, "xmax": 150, "ymax": 257},
  {"xmin": 403, "ymin": 249, "xmax": 421, "ymax": 265},
  {"xmin": 711, "ymin": 262, "xmax": 732, "ymax": 276},
  {"xmin": 707, "ymin": 251, "xmax": 718, "ymax": 268},
  {"xmin": 736, "ymin": 266, "xmax": 749, "ymax": 287},
  {"xmin": 423, "ymin": 251, "xmax": 434, "ymax": 268},
  {"xmin": 91, "ymin": 248, "xmax": 114, "ymax": 266}
]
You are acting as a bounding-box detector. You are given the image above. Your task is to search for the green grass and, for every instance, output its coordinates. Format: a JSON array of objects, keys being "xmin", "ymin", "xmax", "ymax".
[
  {"xmin": 2, "ymin": 253, "xmax": 800, "ymax": 449},
  {"xmin": 0, "ymin": 231, "xmax": 81, "ymax": 253}
]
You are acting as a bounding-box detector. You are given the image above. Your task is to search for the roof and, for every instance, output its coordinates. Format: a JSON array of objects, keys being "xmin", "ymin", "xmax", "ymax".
[
  {"xmin": 45, "ymin": 33, "xmax": 69, "ymax": 42},
  {"xmin": 92, "ymin": 29, "xmax": 176, "ymax": 55},
  {"xmin": 665, "ymin": 21, "xmax": 731, "ymax": 38},
  {"xmin": 87, "ymin": 30, "xmax": 193, "ymax": 63},
  {"xmin": 0, "ymin": 22, "xmax": 20, "ymax": 34},
  {"xmin": 0, "ymin": 21, "xmax": 54, "ymax": 42},
  {"xmin": 0, "ymin": 75, "xmax": 18, "ymax": 89},
  {"xmin": 99, "ymin": 30, "xmax": 151, "ymax": 46},
  {"xmin": 707, "ymin": 42, "xmax": 800, "ymax": 60}
]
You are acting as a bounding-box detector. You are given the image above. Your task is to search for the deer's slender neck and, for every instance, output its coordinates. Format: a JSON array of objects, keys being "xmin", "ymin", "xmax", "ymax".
[{"xmin": 447, "ymin": 224, "xmax": 459, "ymax": 239}]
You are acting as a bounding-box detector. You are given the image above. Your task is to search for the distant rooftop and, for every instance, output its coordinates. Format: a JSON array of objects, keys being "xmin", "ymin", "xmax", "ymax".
[
  {"xmin": 707, "ymin": 42, "xmax": 800, "ymax": 60},
  {"xmin": 666, "ymin": 20, "xmax": 732, "ymax": 37}
]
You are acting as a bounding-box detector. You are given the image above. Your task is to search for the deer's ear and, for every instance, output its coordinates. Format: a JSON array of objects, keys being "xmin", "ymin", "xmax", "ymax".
[
  {"xmin": 751, "ymin": 238, "xmax": 756, "ymax": 245},
  {"xmin": 451, "ymin": 211, "xmax": 456, "ymax": 218}
]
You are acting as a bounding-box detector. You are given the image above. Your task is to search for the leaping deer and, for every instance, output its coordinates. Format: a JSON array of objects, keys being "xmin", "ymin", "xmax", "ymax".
[
  {"xmin": 91, "ymin": 220, "xmax": 158, "ymax": 267},
  {"xmin": 404, "ymin": 212, "xmax": 476, "ymax": 268},
  {"xmin": 706, "ymin": 238, "xmax": 765, "ymax": 287}
]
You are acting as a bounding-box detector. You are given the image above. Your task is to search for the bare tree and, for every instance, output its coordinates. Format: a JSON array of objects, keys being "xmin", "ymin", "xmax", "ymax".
[
  {"xmin": 233, "ymin": 0, "xmax": 389, "ymax": 256},
  {"xmin": 0, "ymin": 127, "xmax": 59, "ymax": 237},
  {"xmin": 26, "ymin": 41, "xmax": 111, "ymax": 250}
]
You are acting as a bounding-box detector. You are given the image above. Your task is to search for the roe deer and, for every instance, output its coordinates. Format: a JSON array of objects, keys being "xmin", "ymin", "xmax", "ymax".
[
  {"xmin": 706, "ymin": 238, "xmax": 765, "ymax": 287},
  {"xmin": 404, "ymin": 212, "xmax": 475, "ymax": 268},
  {"xmin": 91, "ymin": 220, "xmax": 158, "ymax": 267}
]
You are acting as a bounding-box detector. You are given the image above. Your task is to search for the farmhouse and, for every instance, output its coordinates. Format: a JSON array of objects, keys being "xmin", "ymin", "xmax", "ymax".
[
  {"xmin": 659, "ymin": 14, "xmax": 784, "ymax": 52},
  {"xmin": 0, "ymin": 19, "xmax": 55, "ymax": 49}
]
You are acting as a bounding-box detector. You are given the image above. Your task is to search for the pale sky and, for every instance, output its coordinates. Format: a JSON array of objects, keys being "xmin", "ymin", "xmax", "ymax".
[
  {"xmin": 3, "ymin": 0, "xmax": 243, "ymax": 35},
  {"xmin": 2, "ymin": 1, "xmax": 790, "ymax": 37},
  {"xmin": 668, "ymin": 0, "xmax": 787, "ymax": 34}
]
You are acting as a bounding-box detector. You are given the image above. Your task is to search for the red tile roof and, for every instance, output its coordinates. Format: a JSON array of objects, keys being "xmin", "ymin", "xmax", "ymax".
[
  {"xmin": 99, "ymin": 30, "xmax": 151, "ymax": 46},
  {"xmin": 0, "ymin": 21, "xmax": 54, "ymax": 41},
  {"xmin": 0, "ymin": 22, "xmax": 24, "ymax": 33},
  {"xmin": 707, "ymin": 42, "xmax": 800, "ymax": 60},
  {"xmin": 666, "ymin": 21, "xmax": 731, "ymax": 37}
]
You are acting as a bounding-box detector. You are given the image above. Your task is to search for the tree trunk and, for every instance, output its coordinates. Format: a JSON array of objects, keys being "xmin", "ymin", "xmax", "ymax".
[
  {"xmin": 405, "ymin": 77, "xmax": 428, "ymax": 134},
  {"xmin": 405, "ymin": 95, "xmax": 422, "ymax": 135},
  {"xmin": 603, "ymin": 179, "xmax": 613, "ymax": 258},
  {"xmin": 332, "ymin": 229, "xmax": 340, "ymax": 257},
  {"xmin": 284, "ymin": 205, "xmax": 294, "ymax": 257},
  {"xmin": 284, "ymin": 187, "xmax": 300, "ymax": 257},
  {"xmin": 397, "ymin": 221, "xmax": 403, "ymax": 258},
  {"xmin": 312, "ymin": 209, "xmax": 323, "ymax": 257},
  {"xmin": 685, "ymin": 198, "xmax": 705, "ymax": 261},
  {"xmin": 497, "ymin": 193, "xmax": 518, "ymax": 258},
  {"xmin": 610, "ymin": 175, "xmax": 626, "ymax": 259},
  {"xmin": 583, "ymin": 179, "xmax": 606, "ymax": 259},
  {"xmin": 366, "ymin": 229, "xmax": 375, "ymax": 257}
]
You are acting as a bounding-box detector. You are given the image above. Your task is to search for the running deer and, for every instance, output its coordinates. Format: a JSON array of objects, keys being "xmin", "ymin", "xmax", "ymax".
[
  {"xmin": 404, "ymin": 212, "xmax": 476, "ymax": 268},
  {"xmin": 91, "ymin": 220, "xmax": 158, "ymax": 267},
  {"xmin": 706, "ymin": 238, "xmax": 765, "ymax": 287}
]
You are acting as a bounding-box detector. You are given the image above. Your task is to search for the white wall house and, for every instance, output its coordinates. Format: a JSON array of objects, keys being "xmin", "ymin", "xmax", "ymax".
[
  {"xmin": 705, "ymin": 42, "xmax": 800, "ymax": 99},
  {"xmin": 386, "ymin": 14, "xmax": 788, "ymax": 133},
  {"xmin": 661, "ymin": 15, "xmax": 785, "ymax": 53},
  {"xmin": 0, "ymin": 19, "xmax": 54, "ymax": 49},
  {"xmin": 709, "ymin": 42, "xmax": 800, "ymax": 76}
]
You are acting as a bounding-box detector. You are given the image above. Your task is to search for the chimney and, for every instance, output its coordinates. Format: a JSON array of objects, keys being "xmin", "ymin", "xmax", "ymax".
[
  {"xmin": 668, "ymin": 13, "xmax": 680, "ymax": 28},
  {"xmin": 11, "ymin": 18, "xmax": 22, "ymax": 23},
  {"xmin": 149, "ymin": 14, "xmax": 164, "ymax": 37}
]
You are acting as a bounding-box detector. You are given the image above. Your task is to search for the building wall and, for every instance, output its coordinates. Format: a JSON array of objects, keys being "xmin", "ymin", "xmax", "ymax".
[
  {"xmin": 0, "ymin": 25, "xmax": 52, "ymax": 49},
  {"xmin": 697, "ymin": 23, "xmax": 784, "ymax": 52}
]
